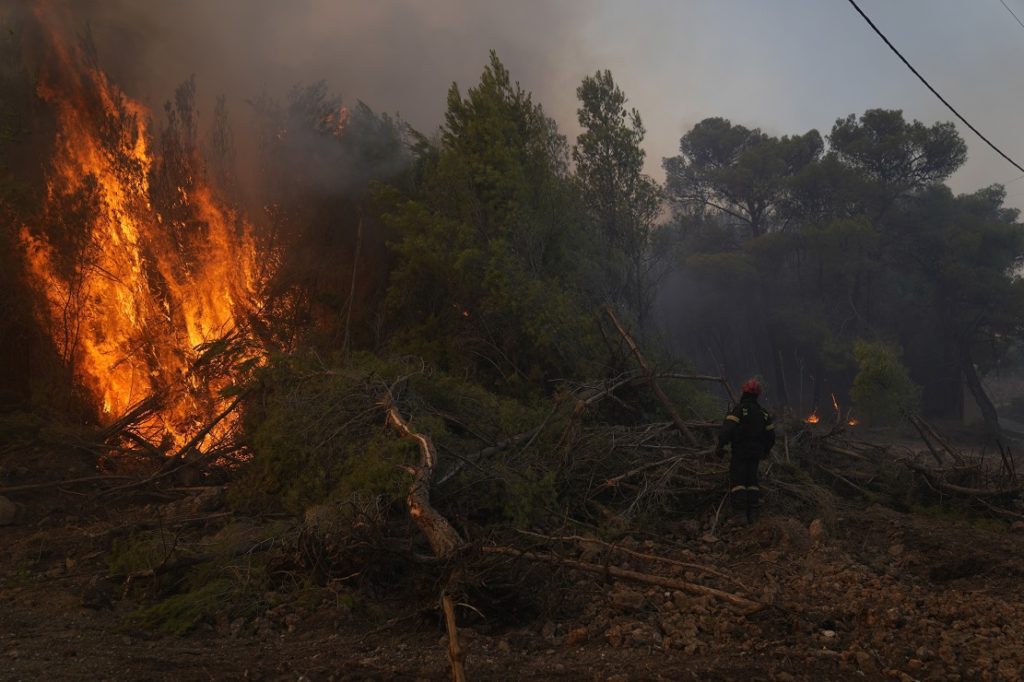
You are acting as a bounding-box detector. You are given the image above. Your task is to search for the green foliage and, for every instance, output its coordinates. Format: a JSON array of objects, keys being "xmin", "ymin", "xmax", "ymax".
[
  {"xmin": 850, "ymin": 340, "xmax": 920, "ymax": 424},
  {"xmin": 230, "ymin": 353, "xmax": 417, "ymax": 515},
  {"xmin": 501, "ymin": 469, "xmax": 558, "ymax": 527},
  {"xmin": 130, "ymin": 577, "xmax": 239, "ymax": 636},
  {"xmin": 574, "ymin": 70, "xmax": 663, "ymax": 324},
  {"xmin": 107, "ymin": 532, "xmax": 180, "ymax": 577},
  {"xmin": 382, "ymin": 52, "xmax": 603, "ymax": 392}
]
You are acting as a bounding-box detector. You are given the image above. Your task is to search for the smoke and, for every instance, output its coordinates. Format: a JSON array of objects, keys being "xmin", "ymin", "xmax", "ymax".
[{"xmin": 14, "ymin": 0, "xmax": 591, "ymax": 138}]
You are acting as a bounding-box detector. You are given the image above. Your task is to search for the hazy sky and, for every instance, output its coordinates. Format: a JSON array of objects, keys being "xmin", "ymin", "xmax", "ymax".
[{"xmin": 34, "ymin": 0, "xmax": 1024, "ymax": 209}]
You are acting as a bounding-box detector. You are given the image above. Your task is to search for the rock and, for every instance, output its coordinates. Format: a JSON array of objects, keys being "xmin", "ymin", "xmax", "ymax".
[
  {"xmin": 604, "ymin": 625, "xmax": 624, "ymax": 648},
  {"xmin": 672, "ymin": 591, "xmax": 688, "ymax": 610},
  {"xmin": 611, "ymin": 589, "xmax": 646, "ymax": 612},
  {"xmin": 809, "ymin": 518, "xmax": 826, "ymax": 545},
  {"xmin": 565, "ymin": 627, "xmax": 588, "ymax": 646},
  {"xmin": 0, "ymin": 496, "xmax": 17, "ymax": 526},
  {"xmin": 888, "ymin": 544, "xmax": 905, "ymax": 557},
  {"xmin": 496, "ymin": 639, "xmax": 511, "ymax": 653},
  {"xmin": 700, "ymin": 533, "xmax": 719, "ymax": 544}
]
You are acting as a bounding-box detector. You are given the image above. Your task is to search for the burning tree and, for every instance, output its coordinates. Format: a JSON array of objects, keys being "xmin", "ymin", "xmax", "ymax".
[{"xmin": 18, "ymin": 7, "xmax": 267, "ymax": 451}]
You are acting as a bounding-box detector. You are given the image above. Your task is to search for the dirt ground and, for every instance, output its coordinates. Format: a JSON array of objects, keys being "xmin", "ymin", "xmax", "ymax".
[{"xmin": 3, "ymin": 443, "xmax": 1024, "ymax": 681}]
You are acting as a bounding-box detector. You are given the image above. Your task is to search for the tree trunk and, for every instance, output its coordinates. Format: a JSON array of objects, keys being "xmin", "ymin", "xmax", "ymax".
[{"xmin": 961, "ymin": 346, "xmax": 1001, "ymax": 439}]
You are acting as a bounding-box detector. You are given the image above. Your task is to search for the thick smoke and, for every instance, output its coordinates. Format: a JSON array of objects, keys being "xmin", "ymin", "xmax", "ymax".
[{"xmin": 15, "ymin": 0, "xmax": 590, "ymax": 138}]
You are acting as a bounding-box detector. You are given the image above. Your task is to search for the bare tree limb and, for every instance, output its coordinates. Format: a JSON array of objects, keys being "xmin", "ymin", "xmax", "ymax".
[{"xmin": 604, "ymin": 306, "xmax": 701, "ymax": 447}]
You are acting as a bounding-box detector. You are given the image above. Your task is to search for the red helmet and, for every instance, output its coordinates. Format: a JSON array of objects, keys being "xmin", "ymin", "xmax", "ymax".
[{"xmin": 741, "ymin": 378, "xmax": 761, "ymax": 396}]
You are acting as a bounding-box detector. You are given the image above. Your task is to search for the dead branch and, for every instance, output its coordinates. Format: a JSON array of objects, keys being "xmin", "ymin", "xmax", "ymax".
[
  {"xmin": 436, "ymin": 426, "xmax": 542, "ymax": 486},
  {"xmin": 906, "ymin": 415, "xmax": 945, "ymax": 466},
  {"xmin": 515, "ymin": 530, "xmax": 751, "ymax": 592},
  {"xmin": 604, "ymin": 306, "xmax": 700, "ymax": 447},
  {"xmin": 441, "ymin": 594, "xmax": 467, "ymax": 682},
  {"xmin": 820, "ymin": 442, "xmax": 872, "ymax": 463},
  {"xmin": 594, "ymin": 448, "xmax": 717, "ymax": 492},
  {"xmin": 656, "ymin": 372, "xmax": 738, "ymax": 404},
  {"xmin": 382, "ymin": 401, "xmax": 462, "ymax": 560},
  {"xmin": 482, "ymin": 545, "xmax": 762, "ymax": 612},
  {"xmin": 913, "ymin": 416, "xmax": 965, "ymax": 466},
  {"xmin": 95, "ymin": 394, "xmax": 163, "ymax": 442},
  {"xmin": 164, "ymin": 392, "xmax": 248, "ymax": 465},
  {"xmin": 904, "ymin": 461, "xmax": 1023, "ymax": 498},
  {"xmin": 0, "ymin": 474, "xmax": 136, "ymax": 494}
]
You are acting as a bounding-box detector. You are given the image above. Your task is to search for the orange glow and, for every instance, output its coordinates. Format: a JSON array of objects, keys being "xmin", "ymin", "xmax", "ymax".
[
  {"xmin": 831, "ymin": 393, "xmax": 840, "ymax": 413},
  {"xmin": 804, "ymin": 412, "xmax": 820, "ymax": 424},
  {"xmin": 20, "ymin": 10, "xmax": 266, "ymax": 449},
  {"xmin": 847, "ymin": 418, "xmax": 860, "ymax": 427}
]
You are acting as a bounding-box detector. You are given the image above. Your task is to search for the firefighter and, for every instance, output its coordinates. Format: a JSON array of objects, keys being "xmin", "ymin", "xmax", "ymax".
[{"xmin": 716, "ymin": 378, "xmax": 775, "ymax": 524}]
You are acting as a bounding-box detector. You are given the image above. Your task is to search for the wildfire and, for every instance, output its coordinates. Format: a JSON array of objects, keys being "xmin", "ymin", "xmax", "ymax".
[
  {"xmin": 847, "ymin": 418, "xmax": 860, "ymax": 427},
  {"xmin": 20, "ymin": 9, "xmax": 266, "ymax": 449},
  {"xmin": 804, "ymin": 412, "xmax": 821, "ymax": 424}
]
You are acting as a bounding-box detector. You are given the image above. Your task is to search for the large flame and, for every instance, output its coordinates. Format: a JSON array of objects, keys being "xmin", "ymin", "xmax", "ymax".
[{"xmin": 20, "ymin": 10, "xmax": 265, "ymax": 449}]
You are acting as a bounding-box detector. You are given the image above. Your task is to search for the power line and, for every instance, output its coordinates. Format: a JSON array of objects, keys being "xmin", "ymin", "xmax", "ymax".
[
  {"xmin": 846, "ymin": 0, "xmax": 1024, "ymax": 176},
  {"xmin": 999, "ymin": 0, "xmax": 1024, "ymax": 32}
]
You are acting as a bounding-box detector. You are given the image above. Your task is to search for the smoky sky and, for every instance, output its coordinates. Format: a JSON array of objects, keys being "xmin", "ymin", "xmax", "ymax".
[
  {"xmin": 22, "ymin": 0, "xmax": 589, "ymax": 141},
  {"xmin": 10, "ymin": 1, "xmax": 1024, "ymax": 211}
]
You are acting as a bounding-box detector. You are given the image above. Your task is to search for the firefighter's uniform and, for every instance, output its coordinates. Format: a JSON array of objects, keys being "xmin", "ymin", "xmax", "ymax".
[{"xmin": 717, "ymin": 392, "xmax": 775, "ymax": 523}]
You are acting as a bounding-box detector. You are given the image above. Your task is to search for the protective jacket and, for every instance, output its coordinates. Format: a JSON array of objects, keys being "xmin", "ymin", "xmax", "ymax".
[{"xmin": 717, "ymin": 393, "xmax": 775, "ymax": 460}]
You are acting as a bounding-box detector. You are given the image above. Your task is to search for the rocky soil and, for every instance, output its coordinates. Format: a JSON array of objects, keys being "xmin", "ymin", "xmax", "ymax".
[{"xmin": 3, "ymin": 443, "xmax": 1024, "ymax": 681}]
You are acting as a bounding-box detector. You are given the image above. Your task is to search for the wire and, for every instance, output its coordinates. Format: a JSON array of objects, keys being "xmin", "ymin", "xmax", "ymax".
[
  {"xmin": 999, "ymin": 0, "xmax": 1024, "ymax": 32},
  {"xmin": 846, "ymin": 0, "xmax": 1024, "ymax": 175}
]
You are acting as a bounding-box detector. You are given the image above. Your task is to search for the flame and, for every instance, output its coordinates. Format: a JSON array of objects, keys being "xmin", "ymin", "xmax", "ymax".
[
  {"xmin": 323, "ymin": 105, "xmax": 350, "ymax": 138},
  {"xmin": 804, "ymin": 412, "xmax": 820, "ymax": 424},
  {"xmin": 847, "ymin": 418, "xmax": 860, "ymax": 427},
  {"xmin": 20, "ymin": 11, "xmax": 266, "ymax": 449}
]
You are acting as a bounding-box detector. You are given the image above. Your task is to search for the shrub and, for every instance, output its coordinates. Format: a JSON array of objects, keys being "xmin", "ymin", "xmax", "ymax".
[{"xmin": 850, "ymin": 340, "xmax": 920, "ymax": 424}]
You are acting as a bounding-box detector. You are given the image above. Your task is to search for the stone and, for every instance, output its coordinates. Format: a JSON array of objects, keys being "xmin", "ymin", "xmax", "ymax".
[
  {"xmin": 888, "ymin": 544, "xmax": 905, "ymax": 557},
  {"xmin": 565, "ymin": 627, "xmax": 588, "ymax": 646},
  {"xmin": 809, "ymin": 518, "xmax": 826, "ymax": 545},
  {"xmin": 611, "ymin": 589, "xmax": 646, "ymax": 612}
]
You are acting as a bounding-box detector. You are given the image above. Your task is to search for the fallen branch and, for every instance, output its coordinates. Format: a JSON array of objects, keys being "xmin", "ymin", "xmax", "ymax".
[
  {"xmin": 516, "ymin": 530, "xmax": 751, "ymax": 592},
  {"xmin": 441, "ymin": 594, "xmax": 467, "ymax": 682},
  {"xmin": 482, "ymin": 546, "xmax": 762, "ymax": 612},
  {"xmin": 0, "ymin": 474, "xmax": 136, "ymax": 495},
  {"xmin": 594, "ymin": 448, "xmax": 717, "ymax": 492},
  {"xmin": 906, "ymin": 415, "xmax": 945, "ymax": 466},
  {"xmin": 904, "ymin": 461, "xmax": 1022, "ymax": 499},
  {"xmin": 437, "ymin": 426, "xmax": 542, "ymax": 486},
  {"xmin": 656, "ymin": 372, "xmax": 738, "ymax": 404},
  {"xmin": 604, "ymin": 306, "xmax": 700, "ymax": 447},
  {"xmin": 382, "ymin": 401, "xmax": 462, "ymax": 560}
]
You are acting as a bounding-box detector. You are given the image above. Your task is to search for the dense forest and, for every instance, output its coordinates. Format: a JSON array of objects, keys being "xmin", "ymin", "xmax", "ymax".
[
  {"xmin": 3, "ymin": 30, "xmax": 1022, "ymax": 433},
  {"xmin": 4, "ymin": 6, "xmax": 1024, "ymax": 680}
]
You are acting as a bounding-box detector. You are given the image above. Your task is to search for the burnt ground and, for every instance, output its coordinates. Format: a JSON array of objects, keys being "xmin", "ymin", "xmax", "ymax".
[{"xmin": 2, "ymin": 443, "xmax": 1024, "ymax": 681}]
